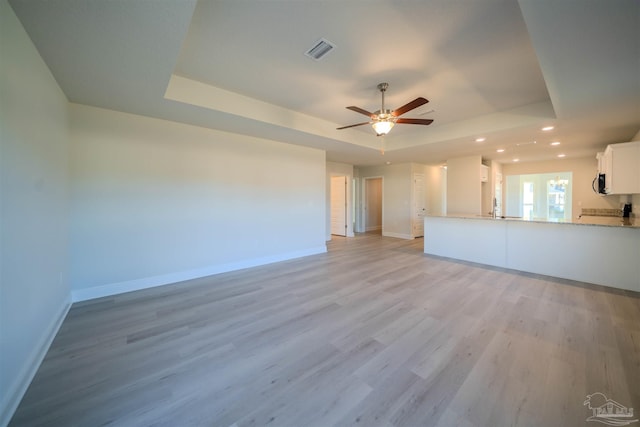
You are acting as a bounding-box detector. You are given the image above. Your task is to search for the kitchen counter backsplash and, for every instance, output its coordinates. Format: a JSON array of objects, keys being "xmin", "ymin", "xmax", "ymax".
[{"xmin": 580, "ymin": 208, "xmax": 628, "ymax": 217}]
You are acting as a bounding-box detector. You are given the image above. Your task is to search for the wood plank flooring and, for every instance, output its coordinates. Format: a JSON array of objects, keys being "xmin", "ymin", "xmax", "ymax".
[{"xmin": 9, "ymin": 232, "xmax": 640, "ymax": 427}]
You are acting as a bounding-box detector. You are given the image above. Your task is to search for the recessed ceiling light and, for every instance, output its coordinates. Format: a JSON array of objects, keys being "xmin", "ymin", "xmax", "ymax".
[
  {"xmin": 385, "ymin": 161, "xmax": 392, "ymax": 165},
  {"xmin": 513, "ymin": 158, "xmax": 520, "ymax": 162},
  {"xmin": 550, "ymin": 141, "xmax": 561, "ymax": 146},
  {"xmin": 557, "ymin": 154, "xmax": 566, "ymax": 158},
  {"xmin": 496, "ymin": 148, "xmax": 505, "ymax": 153},
  {"xmin": 542, "ymin": 126, "xmax": 554, "ymax": 131},
  {"xmin": 475, "ymin": 137, "xmax": 486, "ymax": 142}
]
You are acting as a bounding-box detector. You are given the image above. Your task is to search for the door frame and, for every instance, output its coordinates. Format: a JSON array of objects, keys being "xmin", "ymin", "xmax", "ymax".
[
  {"xmin": 330, "ymin": 175, "xmax": 347, "ymax": 237},
  {"xmin": 361, "ymin": 176, "xmax": 383, "ymax": 233}
]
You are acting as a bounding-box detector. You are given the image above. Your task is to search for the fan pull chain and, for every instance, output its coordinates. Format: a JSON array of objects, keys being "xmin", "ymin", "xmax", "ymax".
[{"xmin": 380, "ymin": 136, "xmax": 385, "ymax": 155}]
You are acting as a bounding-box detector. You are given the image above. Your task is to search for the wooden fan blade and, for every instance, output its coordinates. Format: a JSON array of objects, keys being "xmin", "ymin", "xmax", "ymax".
[
  {"xmin": 395, "ymin": 118, "xmax": 434, "ymax": 125},
  {"xmin": 346, "ymin": 106, "xmax": 375, "ymax": 117},
  {"xmin": 392, "ymin": 97, "xmax": 429, "ymax": 117},
  {"xmin": 337, "ymin": 121, "xmax": 371, "ymax": 130}
]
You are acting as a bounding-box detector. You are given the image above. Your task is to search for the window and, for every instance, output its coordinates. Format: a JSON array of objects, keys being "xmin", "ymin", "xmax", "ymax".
[
  {"xmin": 547, "ymin": 179, "xmax": 569, "ymax": 219},
  {"xmin": 505, "ymin": 172, "xmax": 572, "ymax": 221}
]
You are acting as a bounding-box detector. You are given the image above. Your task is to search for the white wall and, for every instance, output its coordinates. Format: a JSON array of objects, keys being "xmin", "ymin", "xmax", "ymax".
[
  {"xmin": 446, "ymin": 155, "xmax": 482, "ymax": 215},
  {"xmin": 69, "ymin": 104, "xmax": 327, "ymax": 301},
  {"xmin": 326, "ymin": 161, "xmax": 354, "ymax": 240},
  {"xmin": 425, "ymin": 165, "xmax": 445, "ymax": 216},
  {"xmin": 0, "ymin": 1, "xmax": 71, "ymax": 424}
]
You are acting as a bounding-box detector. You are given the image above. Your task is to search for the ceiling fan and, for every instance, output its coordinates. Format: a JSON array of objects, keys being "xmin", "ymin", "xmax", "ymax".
[{"xmin": 337, "ymin": 83, "xmax": 433, "ymax": 136}]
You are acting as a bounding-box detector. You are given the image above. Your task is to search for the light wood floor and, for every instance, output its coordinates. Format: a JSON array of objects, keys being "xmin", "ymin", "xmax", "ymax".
[{"xmin": 10, "ymin": 233, "xmax": 640, "ymax": 427}]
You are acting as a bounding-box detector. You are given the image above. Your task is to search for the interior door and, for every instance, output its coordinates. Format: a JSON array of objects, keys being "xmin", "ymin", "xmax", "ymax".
[
  {"xmin": 330, "ymin": 176, "xmax": 347, "ymax": 236},
  {"xmin": 412, "ymin": 173, "xmax": 425, "ymax": 237}
]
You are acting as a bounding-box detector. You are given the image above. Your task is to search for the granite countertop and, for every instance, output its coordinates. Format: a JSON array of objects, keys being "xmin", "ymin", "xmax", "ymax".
[
  {"xmin": 426, "ymin": 213, "xmax": 640, "ymax": 228},
  {"xmin": 575, "ymin": 215, "xmax": 638, "ymax": 228}
]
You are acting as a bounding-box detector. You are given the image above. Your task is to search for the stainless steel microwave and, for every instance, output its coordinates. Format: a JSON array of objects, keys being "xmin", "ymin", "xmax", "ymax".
[{"xmin": 592, "ymin": 173, "xmax": 607, "ymax": 194}]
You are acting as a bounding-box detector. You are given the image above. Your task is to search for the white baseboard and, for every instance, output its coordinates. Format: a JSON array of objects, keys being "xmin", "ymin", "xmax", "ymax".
[
  {"xmin": 71, "ymin": 245, "xmax": 327, "ymax": 302},
  {"xmin": 1, "ymin": 295, "xmax": 71, "ymax": 427},
  {"xmin": 382, "ymin": 231, "xmax": 414, "ymax": 240}
]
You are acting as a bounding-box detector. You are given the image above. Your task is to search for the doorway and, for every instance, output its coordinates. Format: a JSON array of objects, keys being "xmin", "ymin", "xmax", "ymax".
[
  {"xmin": 363, "ymin": 177, "xmax": 382, "ymax": 232},
  {"xmin": 330, "ymin": 176, "xmax": 347, "ymax": 236},
  {"xmin": 412, "ymin": 173, "xmax": 425, "ymax": 237}
]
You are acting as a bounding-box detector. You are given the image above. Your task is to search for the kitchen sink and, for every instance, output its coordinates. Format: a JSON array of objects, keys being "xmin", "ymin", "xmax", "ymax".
[{"xmin": 475, "ymin": 214, "xmax": 522, "ymax": 219}]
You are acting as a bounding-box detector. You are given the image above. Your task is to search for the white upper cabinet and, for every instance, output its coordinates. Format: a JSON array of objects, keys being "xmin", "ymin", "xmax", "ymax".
[
  {"xmin": 603, "ymin": 141, "xmax": 640, "ymax": 195},
  {"xmin": 480, "ymin": 164, "xmax": 489, "ymax": 183}
]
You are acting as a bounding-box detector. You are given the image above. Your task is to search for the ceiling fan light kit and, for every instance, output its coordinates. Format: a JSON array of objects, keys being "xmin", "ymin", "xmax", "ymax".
[
  {"xmin": 337, "ymin": 82, "xmax": 433, "ymax": 137},
  {"xmin": 372, "ymin": 118, "xmax": 395, "ymax": 135}
]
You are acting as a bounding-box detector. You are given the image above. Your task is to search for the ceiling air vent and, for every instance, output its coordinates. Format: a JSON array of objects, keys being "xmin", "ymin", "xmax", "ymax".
[{"xmin": 305, "ymin": 38, "xmax": 335, "ymax": 61}]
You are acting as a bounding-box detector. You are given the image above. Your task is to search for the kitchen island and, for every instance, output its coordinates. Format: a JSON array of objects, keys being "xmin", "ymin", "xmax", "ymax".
[{"xmin": 424, "ymin": 214, "xmax": 640, "ymax": 292}]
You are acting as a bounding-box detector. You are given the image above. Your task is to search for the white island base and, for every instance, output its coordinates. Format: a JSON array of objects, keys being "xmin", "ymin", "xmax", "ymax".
[{"xmin": 424, "ymin": 216, "xmax": 640, "ymax": 292}]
